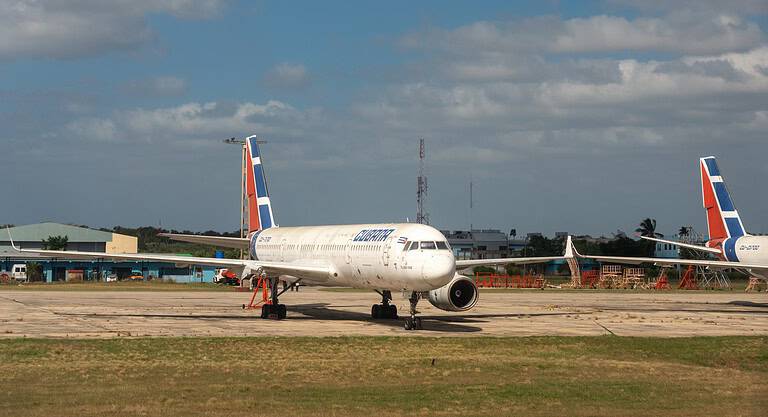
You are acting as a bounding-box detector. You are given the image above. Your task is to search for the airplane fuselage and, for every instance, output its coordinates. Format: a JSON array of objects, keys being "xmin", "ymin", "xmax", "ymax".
[
  {"xmin": 248, "ymin": 223, "xmax": 456, "ymax": 291},
  {"xmin": 710, "ymin": 235, "xmax": 768, "ymax": 277}
]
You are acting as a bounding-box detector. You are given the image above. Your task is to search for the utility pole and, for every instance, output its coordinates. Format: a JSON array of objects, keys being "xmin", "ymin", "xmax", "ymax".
[
  {"xmin": 223, "ymin": 138, "xmax": 247, "ymax": 259},
  {"xmin": 416, "ymin": 138, "xmax": 429, "ymax": 225},
  {"xmin": 469, "ymin": 180, "xmax": 473, "ymax": 231}
]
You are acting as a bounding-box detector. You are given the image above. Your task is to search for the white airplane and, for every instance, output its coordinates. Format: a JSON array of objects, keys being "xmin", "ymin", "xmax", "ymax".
[
  {"xmin": 572, "ymin": 156, "xmax": 768, "ymax": 279},
  {"xmin": 9, "ymin": 136, "xmax": 568, "ymax": 330}
]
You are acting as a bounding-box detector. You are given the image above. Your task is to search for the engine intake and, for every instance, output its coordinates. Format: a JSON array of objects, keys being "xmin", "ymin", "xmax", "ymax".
[{"xmin": 427, "ymin": 275, "xmax": 478, "ymax": 312}]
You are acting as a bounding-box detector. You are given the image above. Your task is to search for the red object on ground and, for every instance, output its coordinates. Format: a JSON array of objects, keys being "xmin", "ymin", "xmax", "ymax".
[
  {"xmin": 678, "ymin": 265, "xmax": 698, "ymax": 290},
  {"xmin": 243, "ymin": 277, "xmax": 271, "ymax": 310},
  {"xmin": 580, "ymin": 270, "xmax": 600, "ymax": 288},
  {"xmin": 654, "ymin": 270, "xmax": 671, "ymax": 290},
  {"xmin": 474, "ymin": 272, "xmax": 543, "ymax": 288}
]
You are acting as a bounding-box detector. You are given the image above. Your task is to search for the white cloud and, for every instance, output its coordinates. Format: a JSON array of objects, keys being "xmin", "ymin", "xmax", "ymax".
[
  {"xmin": 402, "ymin": 12, "xmax": 764, "ymax": 55},
  {"xmin": 263, "ymin": 63, "xmax": 311, "ymax": 89},
  {"xmin": 606, "ymin": 0, "xmax": 768, "ymax": 15},
  {"xmin": 0, "ymin": 0, "xmax": 227, "ymax": 60},
  {"xmin": 353, "ymin": 47, "xmax": 768, "ymax": 155},
  {"xmin": 64, "ymin": 100, "xmax": 317, "ymax": 143},
  {"xmin": 65, "ymin": 118, "xmax": 118, "ymax": 142}
]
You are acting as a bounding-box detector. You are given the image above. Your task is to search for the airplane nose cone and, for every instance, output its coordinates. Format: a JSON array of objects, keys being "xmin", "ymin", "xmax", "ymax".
[{"xmin": 423, "ymin": 255, "xmax": 455, "ymax": 287}]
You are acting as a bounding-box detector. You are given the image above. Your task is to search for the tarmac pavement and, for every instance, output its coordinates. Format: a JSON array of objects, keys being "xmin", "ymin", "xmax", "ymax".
[{"xmin": 1, "ymin": 288, "xmax": 767, "ymax": 338}]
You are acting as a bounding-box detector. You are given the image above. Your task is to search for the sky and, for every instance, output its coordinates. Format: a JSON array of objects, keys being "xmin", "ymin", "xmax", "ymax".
[{"xmin": 2, "ymin": 0, "xmax": 767, "ymax": 238}]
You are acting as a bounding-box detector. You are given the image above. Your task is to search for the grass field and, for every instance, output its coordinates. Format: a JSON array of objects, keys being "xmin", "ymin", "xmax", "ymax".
[{"xmin": 1, "ymin": 336, "xmax": 766, "ymax": 417}]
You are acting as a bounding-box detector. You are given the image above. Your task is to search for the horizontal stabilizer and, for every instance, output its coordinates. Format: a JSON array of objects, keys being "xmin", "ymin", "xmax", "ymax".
[
  {"xmin": 638, "ymin": 236, "xmax": 722, "ymax": 255},
  {"xmin": 158, "ymin": 233, "xmax": 250, "ymax": 249}
]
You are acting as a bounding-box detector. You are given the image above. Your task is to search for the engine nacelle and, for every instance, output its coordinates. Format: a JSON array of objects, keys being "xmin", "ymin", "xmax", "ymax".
[{"xmin": 427, "ymin": 275, "xmax": 478, "ymax": 312}]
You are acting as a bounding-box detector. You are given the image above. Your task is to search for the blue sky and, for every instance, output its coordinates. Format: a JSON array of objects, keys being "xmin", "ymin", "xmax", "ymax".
[{"xmin": 2, "ymin": 0, "xmax": 767, "ymax": 237}]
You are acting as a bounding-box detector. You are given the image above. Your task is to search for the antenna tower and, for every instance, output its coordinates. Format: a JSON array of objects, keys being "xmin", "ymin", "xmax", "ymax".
[{"xmin": 416, "ymin": 138, "xmax": 429, "ymax": 224}]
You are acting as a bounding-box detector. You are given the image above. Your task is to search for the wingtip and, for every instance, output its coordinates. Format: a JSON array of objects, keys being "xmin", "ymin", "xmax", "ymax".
[
  {"xmin": 564, "ymin": 235, "xmax": 582, "ymax": 258},
  {"xmin": 564, "ymin": 235, "xmax": 573, "ymax": 258}
]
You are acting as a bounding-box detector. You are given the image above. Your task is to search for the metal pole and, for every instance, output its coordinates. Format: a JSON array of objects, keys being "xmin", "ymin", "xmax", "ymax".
[{"xmin": 240, "ymin": 143, "xmax": 246, "ymax": 259}]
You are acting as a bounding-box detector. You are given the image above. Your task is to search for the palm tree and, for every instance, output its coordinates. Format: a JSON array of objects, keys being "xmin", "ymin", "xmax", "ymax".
[
  {"xmin": 678, "ymin": 226, "xmax": 690, "ymax": 239},
  {"xmin": 636, "ymin": 218, "xmax": 664, "ymax": 239}
]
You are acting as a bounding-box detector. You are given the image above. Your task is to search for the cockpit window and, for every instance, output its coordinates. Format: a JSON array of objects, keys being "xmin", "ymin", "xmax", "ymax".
[
  {"xmin": 408, "ymin": 242, "xmax": 419, "ymax": 250},
  {"xmin": 420, "ymin": 241, "xmax": 437, "ymax": 250},
  {"xmin": 436, "ymin": 241, "xmax": 449, "ymax": 250}
]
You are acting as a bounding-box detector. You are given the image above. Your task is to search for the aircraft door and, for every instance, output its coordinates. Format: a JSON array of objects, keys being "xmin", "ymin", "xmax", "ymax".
[
  {"xmin": 382, "ymin": 236, "xmax": 393, "ymax": 267},
  {"xmin": 345, "ymin": 239, "xmax": 352, "ymax": 264}
]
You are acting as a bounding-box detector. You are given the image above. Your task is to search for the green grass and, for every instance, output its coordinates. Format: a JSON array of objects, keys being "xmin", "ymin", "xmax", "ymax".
[
  {"xmin": 0, "ymin": 281, "xmax": 232, "ymax": 291},
  {"xmin": 1, "ymin": 336, "xmax": 766, "ymax": 416}
]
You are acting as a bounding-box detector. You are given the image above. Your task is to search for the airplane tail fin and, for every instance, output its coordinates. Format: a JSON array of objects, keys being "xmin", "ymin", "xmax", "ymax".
[
  {"xmin": 245, "ymin": 135, "xmax": 276, "ymax": 232},
  {"xmin": 700, "ymin": 156, "xmax": 746, "ymax": 240}
]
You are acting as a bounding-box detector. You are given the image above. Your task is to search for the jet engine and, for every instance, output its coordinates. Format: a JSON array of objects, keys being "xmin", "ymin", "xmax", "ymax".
[{"xmin": 427, "ymin": 275, "xmax": 478, "ymax": 311}]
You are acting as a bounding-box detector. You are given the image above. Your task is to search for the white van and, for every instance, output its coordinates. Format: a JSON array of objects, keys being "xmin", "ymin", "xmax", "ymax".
[{"xmin": 11, "ymin": 264, "xmax": 27, "ymax": 282}]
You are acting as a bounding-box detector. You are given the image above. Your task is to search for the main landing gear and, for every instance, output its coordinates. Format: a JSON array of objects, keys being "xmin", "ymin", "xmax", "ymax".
[
  {"xmin": 261, "ymin": 276, "xmax": 287, "ymax": 320},
  {"xmin": 371, "ymin": 290, "xmax": 398, "ymax": 319},
  {"xmin": 403, "ymin": 291, "xmax": 422, "ymax": 331}
]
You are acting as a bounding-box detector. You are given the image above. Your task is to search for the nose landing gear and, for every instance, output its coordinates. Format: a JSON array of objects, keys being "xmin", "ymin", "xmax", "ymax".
[
  {"xmin": 371, "ymin": 290, "xmax": 398, "ymax": 319},
  {"xmin": 403, "ymin": 291, "xmax": 422, "ymax": 330}
]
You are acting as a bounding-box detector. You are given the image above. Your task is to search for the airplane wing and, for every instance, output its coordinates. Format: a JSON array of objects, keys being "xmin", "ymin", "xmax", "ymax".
[
  {"xmin": 10, "ymin": 245, "xmax": 331, "ymax": 282},
  {"xmin": 158, "ymin": 233, "xmax": 250, "ymax": 249},
  {"xmin": 455, "ymin": 236, "xmax": 574, "ymax": 268},
  {"xmin": 456, "ymin": 256, "xmax": 564, "ymax": 268},
  {"xmin": 567, "ymin": 238, "xmax": 768, "ymax": 270},
  {"xmin": 574, "ymin": 253, "xmax": 768, "ymax": 270}
]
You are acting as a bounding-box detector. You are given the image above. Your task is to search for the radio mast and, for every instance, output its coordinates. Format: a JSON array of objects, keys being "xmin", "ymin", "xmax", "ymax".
[{"xmin": 416, "ymin": 138, "xmax": 429, "ymax": 224}]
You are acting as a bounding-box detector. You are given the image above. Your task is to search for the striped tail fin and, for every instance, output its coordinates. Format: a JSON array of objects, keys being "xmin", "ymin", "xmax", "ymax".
[
  {"xmin": 245, "ymin": 135, "xmax": 276, "ymax": 232},
  {"xmin": 700, "ymin": 156, "xmax": 746, "ymax": 240}
]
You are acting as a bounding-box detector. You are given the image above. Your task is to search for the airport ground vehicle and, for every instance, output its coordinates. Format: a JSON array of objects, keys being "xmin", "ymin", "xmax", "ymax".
[
  {"xmin": 126, "ymin": 272, "xmax": 144, "ymax": 281},
  {"xmin": 0, "ymin": 264, "xmax": 27, "ymax": 283},
  {"xmin": 214, "ymin": 268, "xmax": 240, "ymax": 285}
]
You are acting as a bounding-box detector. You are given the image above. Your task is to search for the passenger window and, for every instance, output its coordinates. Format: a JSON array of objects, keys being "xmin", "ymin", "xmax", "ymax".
[
  {"xmin": 420, "ymin": 241, "xmax": 437, "ymax": 250},
  {"xmin": 436, "ymin": 241, "xmax": 449, "ymax": 250}
]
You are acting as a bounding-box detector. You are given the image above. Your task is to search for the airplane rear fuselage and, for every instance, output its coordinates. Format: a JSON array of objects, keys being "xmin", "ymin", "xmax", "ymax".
[{"xmin": 709, "ymin": 235, "xmax": 768, "ymax": 277}]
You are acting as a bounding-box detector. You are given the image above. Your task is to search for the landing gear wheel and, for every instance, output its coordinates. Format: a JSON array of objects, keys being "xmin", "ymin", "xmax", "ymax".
[
  {"xmin": 388, "ymin": 305, "xmax": 398, "ymax": 319},
  {"xmin": 371, "ymin": 303, "xmax": 398, "ymax": 319},
  {"xmin": 403, "ymin": 291, "xmax": 422, "ymax": 330},
  {"xmin": 260, "ymin": 304, "xmax": 286, "ymax": 320},
  {"xmin": 404, "ymin": 317, "xmax": 422, "ymax": 330}
]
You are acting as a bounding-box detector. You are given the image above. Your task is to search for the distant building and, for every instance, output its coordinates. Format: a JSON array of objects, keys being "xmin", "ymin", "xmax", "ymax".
[
  {"xmin": 1, "ymin": 223, "xmax": 215, "ymax": 283},
  {"xmin": 442, "ymin": 229, "xmax": 509, "ymax": 260},
  {"xmin": 654, "ymin": 241, "xmax": 680, "ymax": 259},
  {"xmin": 1, "ymin": 222, "xmax": 137, "ymax": 253}
]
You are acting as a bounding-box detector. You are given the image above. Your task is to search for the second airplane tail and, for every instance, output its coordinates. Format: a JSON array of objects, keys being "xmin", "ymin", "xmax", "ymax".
[
  {"xmin": 700, "ymin": 156, "xmax": 746, "ymax": 240},
  {"xmin": 246, "ymin": 135, "xmax": 276, "ymax": 232}
]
